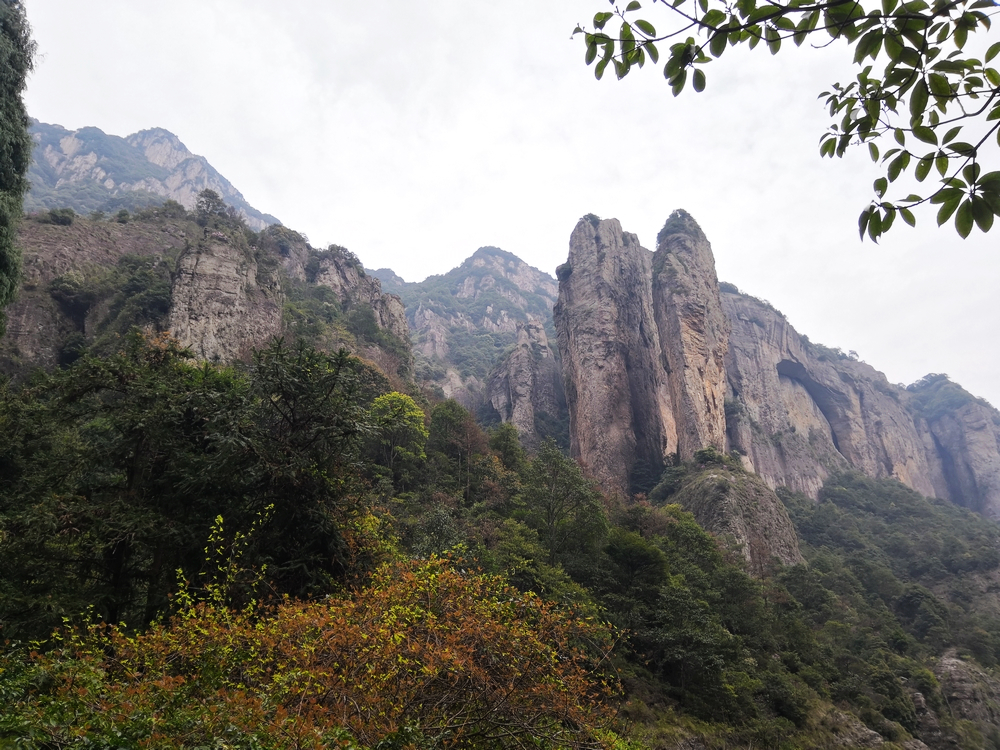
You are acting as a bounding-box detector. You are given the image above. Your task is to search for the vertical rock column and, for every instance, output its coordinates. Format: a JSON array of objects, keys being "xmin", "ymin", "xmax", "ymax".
[
  {"xmin": 554, "ymin": 218, "xmax": 674, "ymax": 497},
  {"xmin": 651, "ymin": 210, "xmax": 731, "ymax": 460}
]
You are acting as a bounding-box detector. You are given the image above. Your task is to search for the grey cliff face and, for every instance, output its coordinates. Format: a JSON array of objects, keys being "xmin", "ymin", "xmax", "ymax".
[
  {"xmin": 486, "ymin": 320, "xmax": 564, "ymax": 450},
  {"xmin": 554, "ymin": 212, "xmax": 729, "ymax": 497},
  {"xmin": 314, "ymin": 253, "xmax": 409, "ymax": 343},
  {"xmin": 1, "ymin": 220, "xmax": 186, "ymax": 371},
  {"xmin": 554, "ymin": 217, "xmax": 674, "ymax": 497},
  {"xmin": 555, "ymin": 211, "xmax": 1000, "ymax": 521},
  {"xmin": 722, "ymin": 291, "xmax": 943, "ymax": 501},
  {"xmin": 652, "ymin": 210, "xmax": 730, "ymax": 458},
  {"xmin": 397, "ymin": 247, "xmax": 558, "ymax": 413},
  {"xmin": 168, "ymin": 232, "xmax": 283, "ymax": 361},
  {"xmin": 921, "ymin": 402, "xmax": 1000, "ymax": 518},
  {"xmin": 2, "ymin": 219, "xmax": 413, "ymax": 383}
]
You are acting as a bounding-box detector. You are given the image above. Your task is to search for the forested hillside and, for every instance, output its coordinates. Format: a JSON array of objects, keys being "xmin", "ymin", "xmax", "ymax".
[
  {"xmin": 4, "ymin": 337, "xmax": 1000, "ymax": 747},
  {"xmin": 3, "ymin": 202, "xmax": 1000, "ymax": 748}
]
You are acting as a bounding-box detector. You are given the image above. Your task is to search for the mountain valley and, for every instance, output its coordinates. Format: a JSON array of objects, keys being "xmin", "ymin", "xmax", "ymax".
[{"xmin": 5, "ymin": 137, "xmax": 1000, "ymax": 748}]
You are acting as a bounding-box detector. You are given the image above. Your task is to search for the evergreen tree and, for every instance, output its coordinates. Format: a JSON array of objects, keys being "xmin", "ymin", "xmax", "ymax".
[{"xmin": 0, "ymin": 1, "xmax": 33, "ymax": 335}]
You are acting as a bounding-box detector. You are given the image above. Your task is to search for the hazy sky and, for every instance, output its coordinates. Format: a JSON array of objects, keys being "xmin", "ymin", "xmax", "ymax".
[{"xmin": 22, "ymin": 1, "xmax": 1000, "ymax": 405}]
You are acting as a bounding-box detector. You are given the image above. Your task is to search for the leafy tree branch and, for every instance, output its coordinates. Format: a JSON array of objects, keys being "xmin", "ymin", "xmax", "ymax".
[{"xmin": 576, "ymin": 0, "xmax": 1000, "ymax": 239}]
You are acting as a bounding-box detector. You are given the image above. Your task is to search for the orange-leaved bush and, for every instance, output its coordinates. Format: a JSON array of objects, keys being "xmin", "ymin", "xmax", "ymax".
[{"xmin": 1, "ymin": 558, "xmax": 621, "ymax": 749}]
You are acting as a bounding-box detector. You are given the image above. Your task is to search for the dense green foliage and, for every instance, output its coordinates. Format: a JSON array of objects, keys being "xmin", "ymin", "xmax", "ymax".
[
  {"xmin": 0, "ymin": 334, "xmax": 387, "ymax": 638},
  {"xmin": 907, "ymin": 371, "xmax": 998, "ymax": 420},
  {"xmin": 0, "ymin": 1, "xmax": 33, "ymax": 336},
  {"xmin": 2, "ymin": 220, "xmax": 1000, "ymax": 747},
  {"xmin": 4, "ymin": 331, "xmax": 1000, "ymax": 746}
]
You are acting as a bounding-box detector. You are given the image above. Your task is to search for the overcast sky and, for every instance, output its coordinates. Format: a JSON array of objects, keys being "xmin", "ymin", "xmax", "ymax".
[{"xmin": 22, "ymin": 1, "xmax": 1000, "ymax": 405}]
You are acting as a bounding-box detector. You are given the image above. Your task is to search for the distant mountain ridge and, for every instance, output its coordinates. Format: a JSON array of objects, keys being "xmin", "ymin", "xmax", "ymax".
[
  {"xmin": 368, "ymin": 247, "xmax": 565, "ymax": 446},
  {"xmin": 25, "ymin": 121, "xmax": 279, "ymax": 230}
]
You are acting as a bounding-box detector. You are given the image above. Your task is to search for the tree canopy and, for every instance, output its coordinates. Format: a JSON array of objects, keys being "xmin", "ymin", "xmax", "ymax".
[
  {"xmin": 0, "ymin": 1, "xmax": 34, "ymax": 334},
  {"xmin": 578, "ymin": 0, "xmax": 1000, "ymax": 240}
]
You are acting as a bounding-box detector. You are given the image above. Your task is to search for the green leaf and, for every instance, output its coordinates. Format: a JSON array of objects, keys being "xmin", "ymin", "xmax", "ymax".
[
  {"xmin": 858, "ymin": 207, "xmax": 871, "ymax": 238},
  {"xmin": 882, "ymin": 206, "xmax": 897, "ymax": 232},
  {"xmin": 978, "ymin": 170, "xmax": 1000, "ymax": 188},
  {"xmin": 928, "ymin": 73, "xmax": 952, "ymax": 100},
  {"xmin": 937, "ymin": 196, "xmax": 961, "ymax": 225},
  {"xmin": 748, "ymin": 6, "xmax": 777, "ymax": 23},
  {"xmin": 963, "ymin": 162, "xmax": 980, "ymax": 183},
  {"xmin": 913, "ymin": 126, "xmax": 937, "ymax": 145},
  {"xmin": 900, "ymin": 207, "xmax": 916, "ymax": 226},
  {"xmin": 948, "ymin": 141, "xmax": 976, "ymax": 155},
  {"xmin": 955, "ymin": 199, "xmax": 974, "ymax": 237},
  {"xmin": 869, "ymin": 142, "xmax": 880, "ymax": 161},
  {"xmin": 942, "ymin": 126, "xmax": 962, "ymax": 144},
  {"xmin": 894, "ymin": 128, "xmax": 906, "ymax": 146},
  {"xmin": 868, "ymin": 209, "xmax": 883, "ymax": 241},
  {"xmin": 955, "ymin": 24, "xmax": 968, "ymax": 49},
  {"xmin": 874, "ymin": 176, "xmax": 888, "ymax": 196},
  {"xmin": 909, "ymin": 79, "xmax": 929, "ymax": 119},
  {"xmin": 936, "ymin": 152, "xmax": 949, "ymax": 176},
  {"xmin": 709, "ymin": 31, "xmax": 727, "ymax": 57},
  {"xmin": 930, "ymin": 187, "xmax": 963, "ymax": 204},
  {"xmin": 915, "ymin": 155, "xmax": 933, "ymax": 181},
  {"xmin": 671, "ymin": 69, "xmax": 687, "ymax": 96},
  {"xmin": 585, "ymin": 42, "xmax": 598, "ymax": 65},
  {"xmin": 646, "ymin": 41, "xmax": 660, "ymax": 63},
  {"xmin": 888, "ymin": 152, "xmax": 910, "ymax": 181},
  {"xmin": 982, "ymin": 191, "xmax": 1000, "ymax": 216},
  {"xmin": 986, "ymin": 68, "xmax": 1000, "ymax": 86},
  {"xmin": 626, "ymin": 0, "xmax": 642, "ymax": 10},
  {"xmin": 972, "ymin": 196, "xmax": 994, "ymax": 231},
  {"xmin": 635, "ymin": 19, "xmax": 656, "ymax": 35},
  {"xmin": 884, "ymin": 33, "xmax": 904, "ymax": 61},
  {"xmin": 594, "ymin": 11, "xmax": 613, "ymax": 30},
  {"xmin": 692, "ymin": 68, "xmax": 706, "ymax": 92},
  {"xmin": 702, "ymin": 9, "xmax": 726, "ymax": 26},
  {"xmin": 765, "ymin": 25, "xmax": 781, "ymax": 54}
]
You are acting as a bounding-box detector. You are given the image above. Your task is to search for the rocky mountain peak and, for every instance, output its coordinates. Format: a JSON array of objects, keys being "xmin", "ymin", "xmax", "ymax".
[
  {"xmin": 126, "ymin": 128, "xmax": 195, "ymax": 171},
  {"xmin": 26, "ymin": 121, "xmax": 279, "ymax": 231},
  {"xmin": 554, "ymin": 211, "xmax": 1000, "ymax": 522}
]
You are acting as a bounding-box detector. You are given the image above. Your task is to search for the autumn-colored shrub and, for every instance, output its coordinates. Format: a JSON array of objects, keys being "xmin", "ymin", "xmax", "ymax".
[{"xmin": 0, "ymin": 558, "xmax": 621, "ymax": 749}]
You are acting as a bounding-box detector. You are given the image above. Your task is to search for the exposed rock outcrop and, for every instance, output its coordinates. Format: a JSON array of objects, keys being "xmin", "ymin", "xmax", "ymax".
[
  {"xmin": 374, "ymin": 246, "xmax": 558, "ymax": 417},
  {"xmin": 723, "ymin": 291, "xmax": 943, "ymax": 502},
  {"xmin": 555, "ymin": 210, "xmax": 1000, "ymax": 519},
  {"xmin": 672, "ymin": 461, "xmax": 805, "ymax": 572},
  {"xmin": 168, "ymin": 232, "xmax": 283, "ymax": 361},
  {"xmin": 920, "ymin": 399, "xmax": 1000, "ymax": 518},
  {"xmin": 554, "ymin": 217, "xmax": 674, "ymax": 497},
  {"xmin": 554, "ymin": 212, "xmax": 729, "ymax": 497},
  {"xmin": 653, "ymin": 211, "xmax": 730, "ymax": 458},
  {"xmin": 1, "ymin": 219, "xmax": 186, "ymax": 371},
  {"xmin": 27, "ymin": 121, "xmax": 279, "ymax": 230},
  {"xmin": 486, "ymin": 321, "xmax": 564, "ymax": 450},
  {"xmin": 2, "ymin": 217, "xmax": 414, "ymax": 383},
  {"xmin": 314, "ymin": 250, "xmax": 409, "ymax": 343},
  {"xmin": 934, "ymin": 650, "xmax": 1000, "ymax": 741}
]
